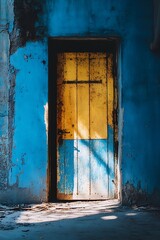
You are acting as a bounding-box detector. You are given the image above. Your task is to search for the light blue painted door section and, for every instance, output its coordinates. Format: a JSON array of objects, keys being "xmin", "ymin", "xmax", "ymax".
[{"xmin": 57, "ymin": 52, "xmax": 116, "ymax": 200}]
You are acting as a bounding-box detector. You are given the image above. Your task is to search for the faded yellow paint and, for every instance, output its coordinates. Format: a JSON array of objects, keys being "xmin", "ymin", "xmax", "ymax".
[
  {"xmin": 77, "ymin": 53, "xmax": 89, "ymax": 81},
  {"xmin": 107, "ymin": 54, "xmax": 114, "ymax": 128},
  {"xmin": 90, "ymin": 53, "xmax": 107, "ymax": 139},
  {"xmin": 57, "ymin": 53, "xmax": 77, "ymax": 139},
  {"xmin": 57, "ymin": 52, "xmax": 114, "ymax": 140},
  {"xmin": 64, "ymin": 53, "xmax": 76, "ymax": 81},
  {"xmin": 77, "ymin": 53, "xmax": 89, "ymax": 139},
  {"xmin": 64, "ymin": 84, "xmax": 77, "ymax": 139}
]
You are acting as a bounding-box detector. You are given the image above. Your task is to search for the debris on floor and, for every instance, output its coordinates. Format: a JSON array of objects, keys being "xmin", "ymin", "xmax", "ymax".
[{"xmin": 0, "ymin": 200, "xmax": 160, "ymax": 240}]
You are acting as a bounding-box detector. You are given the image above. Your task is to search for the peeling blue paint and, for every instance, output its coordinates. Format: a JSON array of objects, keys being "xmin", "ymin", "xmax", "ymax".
[
  {"xmin": 58, "ymin": 126, "xmax": 115, "ymax": 199},
  {"xmin": 9, "ymin": 41, "xmax": 48, "ymax": 196}
]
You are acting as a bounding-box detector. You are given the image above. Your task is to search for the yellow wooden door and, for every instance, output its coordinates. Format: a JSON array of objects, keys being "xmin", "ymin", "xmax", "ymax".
[{"xmin": 57, "ymin": 52, "xmax": 115, "ymax": 200}]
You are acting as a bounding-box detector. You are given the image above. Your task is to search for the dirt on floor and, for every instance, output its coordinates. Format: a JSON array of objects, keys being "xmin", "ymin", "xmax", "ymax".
[{"xmin": 0, "ymin": 199, "xmax": 160, "ymax": 240}]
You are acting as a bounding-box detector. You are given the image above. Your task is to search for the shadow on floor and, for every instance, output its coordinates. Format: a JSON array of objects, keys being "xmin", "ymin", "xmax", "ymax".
[{"xmin": 0, "ymin": 202, "xmax": 160, "ymax": 240}]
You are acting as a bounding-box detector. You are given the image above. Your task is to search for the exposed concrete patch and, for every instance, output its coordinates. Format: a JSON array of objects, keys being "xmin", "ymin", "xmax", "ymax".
[
  {"xmin": 10, "ymin": 0, "xmax": 46, "ymax": 54},
  {"xmin": 122, "ymin": 181, "xmax": 149, "ymax": 206},
  {"xmin": 123, "ymin": 184, "xmax": 160, "ymax": 207}
]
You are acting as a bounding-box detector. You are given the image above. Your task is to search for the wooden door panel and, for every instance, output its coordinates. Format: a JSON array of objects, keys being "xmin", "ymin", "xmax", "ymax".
[
  {"xmin": 90, "ymin": 53, "xmax": 107, "ymax": 139},
  {"xmin": 57, "ymin": 140, "xmax": 75, "ymax": 199},
  {"xmin": 56, "ymin": 52, "xmax": 115, "ymax": 200},
  {"xmin": 77, "ymin": 81, "xmax": 89, "ymax": 140},
  {"xmin": 90, "ymin": 140, "xmax": 108, "ymax": 197},
  {"xmin": 77, "ymin": 139, "xmax": 90, "ymax": 197}
]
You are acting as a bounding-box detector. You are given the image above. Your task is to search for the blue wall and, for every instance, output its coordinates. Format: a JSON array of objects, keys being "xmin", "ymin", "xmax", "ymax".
[{"xmin": 0, "ymin": 0, "xmax": 160, "ymax": 204}]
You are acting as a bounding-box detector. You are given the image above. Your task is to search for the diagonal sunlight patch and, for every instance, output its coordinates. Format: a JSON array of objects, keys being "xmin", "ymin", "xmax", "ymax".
[
  {"xmin": 126, "ymin": 213, "xmax": 138, "ymax": 216},
  {"xmin": 15, "ymin": 200, "xmax": 120, "ymax": 224},
  {"xmin": 101, "ymin": 215, "xmax": 117, "ymax": 220}
]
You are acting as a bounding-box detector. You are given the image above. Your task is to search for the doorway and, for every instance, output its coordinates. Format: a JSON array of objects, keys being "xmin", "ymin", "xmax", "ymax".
[{"xmin": 48, "ymin": 39, "xmax": 118, "ymax": 201}]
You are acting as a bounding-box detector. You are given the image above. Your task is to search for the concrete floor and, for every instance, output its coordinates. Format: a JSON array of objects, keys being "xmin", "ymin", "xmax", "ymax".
[{"xmin": 0, "ymin": 199, "xmax": 160, "ymax": 240}]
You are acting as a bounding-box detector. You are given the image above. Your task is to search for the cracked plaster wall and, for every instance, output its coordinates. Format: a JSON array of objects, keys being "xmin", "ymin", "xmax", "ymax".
[{"xmin": 0, "ymin": 0, "xmax": 14, "ymax": 191}]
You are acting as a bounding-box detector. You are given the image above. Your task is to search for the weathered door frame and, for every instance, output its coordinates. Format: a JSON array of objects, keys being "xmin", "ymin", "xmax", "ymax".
[{"xmin": 48, "ymin": 38, "xmax": 120, "ymax": 202}]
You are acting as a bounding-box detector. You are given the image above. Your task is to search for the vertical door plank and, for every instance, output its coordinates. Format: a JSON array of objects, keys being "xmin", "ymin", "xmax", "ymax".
[
  {"xmin": 64, "ymin": 140, "xmax": 74, "ymax": 195},
  {"xmin": 77, "ymin": 139, "xmax": 90, "ymax": 196},
  {"xmin": 89, "ymin": 53, "xmax": 107, "ymax": 139},
  {"xmin": 77, "ymin": 53, "xmax": 90, "ymax": 196},
  {"xmin": 57, "ymin": 142, "xmax": 65, "ymax": 196},
  {"xmin": 57, "ymin": 53, "xmax": 77, "ymax": 198},
  {"xmin": 90, "ymin": 140, "xmax": 109, "ymax": 197},
  {"xmin": 63, "ymin": 53, "xmax": 77, "ymax": 197},
  {"xmin": 77, "ymin": 53, "xmax": 89, "ymax": 140},
  {"xmin": 89, "ymin": 53, "xmax": 108, "ymax": 197},
  {"xmin": 63, "ymin": 53, "xmax": 77, "ymax": 140}
]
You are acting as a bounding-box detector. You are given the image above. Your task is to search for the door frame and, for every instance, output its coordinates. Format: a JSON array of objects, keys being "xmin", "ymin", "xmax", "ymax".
[{"xmin": 48, "ymin": 37, "xmax": 120, "ymax": 202}]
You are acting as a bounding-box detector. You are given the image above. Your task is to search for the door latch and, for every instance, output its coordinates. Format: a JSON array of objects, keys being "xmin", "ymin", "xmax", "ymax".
[{"xmin": 58, "ymin": 129, "xmax": 70, "ymax": 135}]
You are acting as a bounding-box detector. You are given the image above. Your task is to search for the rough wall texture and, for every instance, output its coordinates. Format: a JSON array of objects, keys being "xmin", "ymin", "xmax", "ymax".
[
  {"xmin": 0, "ymin": 0, "xmax": 160, "ymax": 205},
  {"xmin": 0, "ymin": 0, "xmax": 14, "ymax": 191},
  {"xmin": 0, "ymin": 0, "xmax": 48, "ymax": 204}
]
